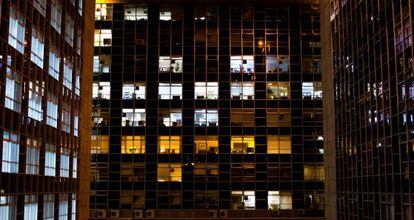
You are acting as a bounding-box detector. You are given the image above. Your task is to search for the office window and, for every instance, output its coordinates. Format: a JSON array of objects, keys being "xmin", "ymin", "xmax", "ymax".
[
  {"xmin": 2, "ymin": 131, "xmax": 20, "ymax": 173},
  {"xmin": 58, "ymin": 194, "xmax": 68, "ymax": 220},
  {"xmin": 45, "ymin": 144, "xmax": 57, "ymax": 176},
  {"xmin": 64, "ymin": 15, "xmax": 74, "ymax": 46},
  {"xmin": 303, "ymin": 164, "xmax": 325, "ymax": 181},
  {"xmin": 194, "ymin": 82, "xmax": 218, "ymax": 99},
  {"xmin": 195, "ymin": 136, "xmax": 218, "ymax": 154},
  {"xmin": 24, "ymin": 195, "xmax": 38, "ymax": 220},
  {"xmin": 92, "ymin": 82, "xmax": 110, "ymax": 99},
  {"xmin": 33, "ymin": 0, "xmax": 46, "ymax": 15},
  {"xmin": 60, "ymin": 148, "xmax": 70, "ymax": 177},
  {"xmin": 28, "ymin": 81, "xmax": 44, "ymax": 122},
  {"xmin": 302, "ymin": 82, "xmax": 323, "ymax": 99},
  {"xmin": 231, "ymin": 136, "xmax": 255, "ymax": 154},
  {"xmin": 8, "ymin": 7, "xmax": 25, "ymax": 53},
  {"xmin": 267, "ymin": 136, "xmax": 291, "ymax": 154},
  {"xmin": 93, "ymin": 55, "xmax": 111, "ymax": 74},
  {"xmin": 75, "ymin": 70, "xmax": 80, "ymax": 96},
  {"xmin": 73, "ymin": 112, "xmax": 79, "ymax": 136},
  {"xmin": 158, "ymin": 83, "xmax": 182, "ymax": 99},
  {"xmin": 61, "ymin": 103, "xmax": 71, "ymax": 133},
  {"xmin": 159, "ymin": 56, "xmax": 182, "ymax": 73},
  {"xmin": 267, "ymin": 82, "xmax": 290, "ymax": 99},
  {"xmin": 121, "ymin": 136, "xmax": 145, "ymax": 154},
  {"xmin": 71, "ymin": 194, "xmax": 76, "ymax": 220},
  {"xmin": 92, "ymin": 108, "xmax": 110, "ymax": 126},
  {"xmin": 267, "ymin": 109, "xmax": 291, "ymax": 127},
  {"xmin": 194, "ymin": 109, "xmax": 218, "ymax": 127},
  {"xmin": 43, "ymin": 194, "xmax": 54, "ymax": 220},
  {"xmin": 63, "ymin": 60, "xmax": 73, "ymax": 90},
  {"xmin": 157, "ymin": 163, "xmax": 182, "ymax": 182},
  {"xmin": 124, "ymin": 4, "xmax": 147, "ymax": 20},
  {"xmin": 159, "ymin": 109, "xmax": 182, "ymax": 127},
  {"xmin": 266, "ymin": 55, "xmax": 289, "ymax": 73},
  {"xmin": 268, "ymin": 191, "xmax": 292, "ymax": 210},
  {"xmin": 95, "ymin": 4, "xmax": 113, "ymax": 21},
  {"xmin": 49, "ymin": 46, "xmax": 60, "ymax": 80},
  {"xmin": 31, "ymin": 28, "xmax": 45, "ymax": 68},
  {"xmin": 91, "ymin": 135, "xmax": 109, "ymax": 154},
  {"xmin": 160, "ymin": 11, "xmax": 172, "ymax": 21},
  {"xmin": 0, "ymin": 196, "xmax": 16, "ymax": 219},
  {"xmin": 94, "ymin": 29, "xmax": 112, "ymax": 47},
  {"xmin": 231, "ymin": 56, "xmax": 254, "ymax": 73},
  {"xmin": 26, "ymin": 138, "xmax": 40, "ymax": 175},
  {"xmin": 231, "ymin": 108, "xmax": 255, "ymax": 126},
  {"xmin": 51, "ymin": 0, "xmax": 62, "ymax": 33},
  {"xmin": 122, "ymin": 109, "xmax": 146, "ymax": 126},
  {"xmin": 120, "ymin": 163, "xmax": 145, "ymax": 182},
  {"xmin": 72, "ymin": 151, "xmax": 77, "ymax": 178},
  {"xmin": 231, "ymin": 191, "xmax": 255, "ymax": 210},
  {"xmin": 159, "ymin": 136, "xmax": 181, "ymax": 154},
  {"xmin": 5, "ymin": 68, "xmax": 21, "ymax": 112},
  {"xmin": 122, "ymin": 83, "xmax": 145, "ymax": 99},
  {"xmin": 46, "ymin": 93, "xmax": 58, "ymax": 128},
  {"xmin": 231, "ymin": 82, "xmax": 254, "ymax": 99}
]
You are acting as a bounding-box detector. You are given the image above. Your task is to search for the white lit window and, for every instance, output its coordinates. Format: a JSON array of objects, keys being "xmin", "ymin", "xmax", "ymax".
[
  {"xmin": 231, "ymin": 191, "xmax": 255, "ymax": 210},
  {"xmin": 1, "ymin": 131, "xmax": 20, "ymax": 173},
  {"xmin": 60, "ymin": 148, "xmax": 70, "ymax": 178},
  {"xmin": 34, "ymin": 0, "xmax": 46, "ymax": 16},
  {"xmin": 92, "ymin": 82, "xmax": 110, "ymax": 99},
  {"xmin": 46, "ymin": 93, "xmax": 58, "ymax": 128},
  {"xmin": 26, "ymin": 138, "xmax": 40, "ymax": 175},
  {"xmin": 31, "ymin": 29, "xmax": 45, "ymax": 68},
  {"xmin": 95, "ymin": 4, "xmax": 113, "ymax": 21},
  {"xmin": 61, "ymin": 103, "xmax": 71, "ymax": 133},
  {"xmin": 302, "ymin": 82, "xmax": 323, "ymax": 99},
  {"xmin": 65, "ymin": 15, "xmax": 74, "ymax": 46},
  {"xmin": 48, "ymin": 46, "xmax": 60, "ymax": 80},
  {"xmin": 0, "ymin": 196, "xmax": 16, "ymax": 219},
  {"xmin": 45, "ymin": 144, "xmax": 57, "ymax": 176},
  {"xmin": 231, "ymin": 56, "xmax": 254, "ymax": 73},
  {"xmin": 266, "ymin": 56, "xmax": 289, "ymax": 73},
  {"xmin": 195, "ymin": 109, "xmax": 218, "ymax": 127},
  {"xmin": 71, "ymin": 194, "xmax": 76, "ymax": 220},
  {"xmin": 158, "ymin": 56, "xmax": 182, "ymax": 73},
  {"xmin": 75, "ymin": 70, "xmax": 80, "ymax": 96},
  {"xmin": 8, "ymin": 7, "xmax": 25, "ymax": 54},
  {"xmin": 122, "ymin": 109, "xmax": 146, "ymax": 127},
  {"xmin": 51, "ymin": 0, "xmax": 62, "ymax": 33},
  {"xmin": 159, "ymin": 109, "xmax": 182, "ymax": 127},
  {"xmin": 5, "ymin": 68, "xmax": 21, "ymax": 112},
  {"xmin": 194, "ymin": 82, "xmax": 218, "ymax": 99},
  {"xmin": 93, "ymin": 55, "xmax": 111, "ymax": 74},
  {"xmin": 24, "ymin": 195, "xmax": 38, "ymax": 220},
  {"xmin": 158, "ymin": 83, "xmax": 182, "ymax": 99},
  {"xmin": 231, "ymin": 82, "xmax": 254, "ymax": 99},
  {"xmin": 94, "ymin": 29, "xmax": 112, "ymax": 47},
  {"xmin": 268, "ymin": 191, "xmax": 292, "ymax": 210},
  {"xmin": 122, "ymin": 83, "xmax": 145, "ymax": 99},
  {"xmin": 73, "ymin": 112, "xmax": 79, "ymax": 137},
  {"xmin": 43, "ymin": 194, "xmax": 55, "ymax": 220},
  {"xmin": 160, "ymin": 11, "xmax": 172, "ymax": 21},
  {"xmin": 58, "ymin": 194, "xmax": 68, "ymax": 220},
  {"xmin": 72, "ymin": 151, "xmax": 77, "ymax": 178},
  {"xmin": 28, "ymin": 81, "xmax": 44, "ymax": 122},
  {"xmin": 63, "ymin": 60, "xmax": 73, "ymax": 90},
  {"xmin": 124, "ymin": 4, "xmax": 147, "ymax": 20}
]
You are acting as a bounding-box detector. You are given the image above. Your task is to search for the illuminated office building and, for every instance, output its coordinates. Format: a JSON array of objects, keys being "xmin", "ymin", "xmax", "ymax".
[
  {"xmin": 0, "ymin": 0, "xmax": 94, "ymax": 219},
  {"xmin": 91, "ymin": 0, "xmax": 324, "ymax": 218}
]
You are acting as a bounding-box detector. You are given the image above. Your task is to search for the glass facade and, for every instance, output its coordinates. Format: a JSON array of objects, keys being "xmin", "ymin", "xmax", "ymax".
[{"xmin": 91, "ymin": 1, "xmax": 323, "ymax": 219}]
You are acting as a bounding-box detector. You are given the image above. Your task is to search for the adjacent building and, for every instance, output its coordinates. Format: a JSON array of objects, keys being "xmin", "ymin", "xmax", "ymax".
[
  {"xmin": 91, "ymin": 0, "xmax": 324, "ymax": 219},
  {"xmin": 0, "ymin": 0, "xmax": 94, "ymax": 219}
]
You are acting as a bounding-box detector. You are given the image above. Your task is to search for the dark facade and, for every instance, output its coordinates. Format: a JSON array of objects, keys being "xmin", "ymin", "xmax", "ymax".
[
  {"xmin": 325, "ymin": 0, "xmax": 414, "ymax": 219},
  {"xmin": 91, "ymin": 1, "xmax": 324, "ymax": 219},
  {"xmin": 0, "ymin": 0, "xmax": 94, "ymax": 219}
]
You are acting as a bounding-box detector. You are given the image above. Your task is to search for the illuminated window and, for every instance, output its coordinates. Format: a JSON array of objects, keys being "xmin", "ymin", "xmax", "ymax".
[
  {"xmin": 31, "ymin": 28, "xmax": 45, "ymax": 68},
  {"xmin": 51, "ymin": 0, "xmax": 62, "ymax": 33},
  {"xmin": 159, "ymin": 56, "xmax": 182, "ymax": 73},
  {"xmin": 121, "ymin": 136, "xmax": 145, "ymax": 154},
  {"xmin": 72, "ymin": 151, "xmax": 77, "ymax": 178},
  {"xmin": 60, "ymin": 148, "xmax": 70, "ymax": 178},
  {"xmin": 231, "ymin": 82, "xmax": 254, "ymax": 99},
  {"xmin": 122, "ymin": 83, "xmax": 145, "ymax": 100},
  {"xmin": 158, "ymin": 83, "xmax": 182, "ymax": 99},
  {"xmin": 95, "ymin": 4, "xmax": 113, "ymax": 21},
  {"xmin": 93, "ymin": 55, "xmax": 111, "ymax": 74},
  {"xmin": 63, "ymin": 60, "xmax": 73, "ymax": 90},
  {"xmin": 94, "ymin": 29, "xmax": 112, "ymax": 47},
  {"xmin": 124, "ymin": 4, "xmax": 147, "ymax": 20},
  {"xmin": 195, "ymin": 136, "xmax": 218, "ymax": 154},
  {"xmin": 267, "ymin": 82, "xmax": 290, "ymax": 99},
  {"xmin": 266, "ymin": 55, "xmax": 289, "ymax": 73},
  {"xmin": 8, "ymin": 7, "xmax": 25, "ymax": 53},
  {"xmin": 28, "ymin": 81, "xmax": 44, "ymax": 122},
  {"xmin": 92, "ymin": 108, "xmax": 110, "ymax": 126},
  {"xmin": 267, "ymin": 109, "xmax": 291, "ymax": 127},
  {"xmin": 159, "ymin": 136, "xmax": 181, "ymax": 154},
  {"xmin": 160, "ymin": 11, "xmax": 172, "ymax": 21},
  {"xmin": 194, "ymin": 82, "xmax": 218, "ymax": 99},
  {"xmin": 49, "ymin": 45, "xmax": 60, "ymax": 80},
  {"xmin": 58, "ymin": 194, "xmax": 68, "ymax": 220},
  {"xmin": 159, "ymin": 109, "xmax": 182, "ymax": 127},
  {"xmin": 231, "ymin": 56, "xmax": 254, "ymax": 73},
  {"xmin": 231, "ymin": 191, "xmax": 255, "ymax": 210},
  {"xmin": 195, "ymin": 109, "xmax": 218, "ymax": 127},
  {"xmin": 267, "ymin": 136, "xmax": 291, "ymax": 154},
  {"xmin": 5, "ymin": 68, "xmax": 21, "ymax": 112},
  {"xmin": 231, "ymin": 136, "xmax": 255, "ymax": 154},
  {"xmin": 268, "ymin": 191, "xmax": 292, "ymax": 210},
  {"xmin": 2, "ymin": 131, "xmax": 20, "ymax": 173},
  {"xmin": 45, "ymin": 144, "xmax": 56, "ymax": 176},
  {"xmin": 91, "ymin": 135, "xmax": 109, "ymax": 154},
  {"xmin": 122, "ymin": 109, "xmax": 146, "ymax": 126},
  {"xmin": 231, "ymin": 108, "xmax": 255, "ymax": 126},
  {"xmin": 43, "ymin": 194, "xmax": 54, "ymax": 220},
  {"xmin": 61, "ymin": 103, "xmax": 71, "ymax": 133},
  {"xmin": 71, "ymin": 194, "xmax": 76, "ymax": 220},
  {"xmin": 25, "ymin": 138, "xmax": 40, "ymax": 175},
  {"xmin": 157, "ymin": 163, "xmax": 182, "ymax": 182},
  {"xmin": 93, "ymin": 82, "xmax": 110, "ymax": 99},
  {"xmin": 302, "ymin": 82, "xmax": 323, "ymax": 99},
  {"xmin": 46, "ymin": 93, "xmax": 58, "ymax": 128},
  {"xmin": 24, "ymin": 195, "xmax": 38, "ymax": 220},
  {"xmin": 65, "ymin": 15, "xmax": 74, "ymax": 46},
  {"xmin": 303, "ymin": 164, "xmax": 325, "ymax": 181}
]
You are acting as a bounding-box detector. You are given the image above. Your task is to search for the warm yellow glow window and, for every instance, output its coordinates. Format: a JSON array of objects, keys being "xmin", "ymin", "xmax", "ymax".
[
  {"xmin": 267, "ymin": 136, "xmax": 291, "ymax": 154},
  {"xmin": 121, "ymin": 136, "xmax": 145, "ymax": 154},
  {"xmin": 91, "ymin": 135, "xmax": 109, "ymax": 154},
  {"xmin": 195, "ymin": 136, "xmax": 218, "ymax": 154},
  {"xmin": 157, "ymin": 163, "xmax": 182, "ymax": 182},
  {"xmin": 231, "ymin": 136, "xmax": 255, "ymax": 154},
  {"xmin": 159, "ymin": 136, "xmax": 181, "ymax": 154},
  {"xmin": 303, "ymin": 164, "xmax": 325, "ymax": 181}
]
